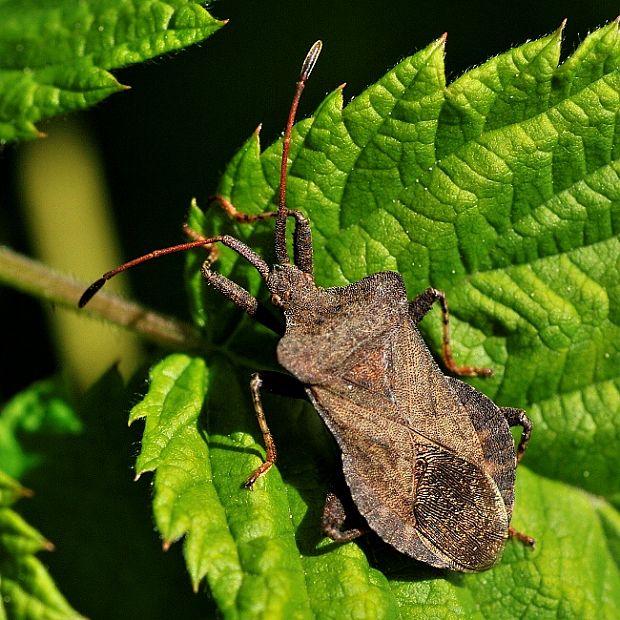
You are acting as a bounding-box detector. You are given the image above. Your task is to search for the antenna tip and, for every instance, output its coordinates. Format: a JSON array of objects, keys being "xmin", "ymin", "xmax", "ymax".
[
  {"xmin": 78, "ymin": 277, "xmax": 107, "ymax": 307},
  {"xmin": 300, "ymin": 40, "xmax": 323, "ymax": 81}
]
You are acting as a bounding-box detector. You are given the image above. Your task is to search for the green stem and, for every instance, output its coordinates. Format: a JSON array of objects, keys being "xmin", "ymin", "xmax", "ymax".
[{"xmin": 0, "ymin": 246, "xmax": 206, "ymax": 351}]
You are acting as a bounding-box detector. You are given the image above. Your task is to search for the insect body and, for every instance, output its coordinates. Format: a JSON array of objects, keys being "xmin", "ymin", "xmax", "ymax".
[
  {"xmin": 80, "ymin": 41, "xmax": 532, "ymax": 572},
  {"xmin": 267, "ymin": 262, "xmax": 531, "ymax": 571}
]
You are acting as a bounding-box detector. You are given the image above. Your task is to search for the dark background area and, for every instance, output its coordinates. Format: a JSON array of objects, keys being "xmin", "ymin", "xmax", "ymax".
[{"xmin": 1, "ymin": 0, "xmax": 617, "ymax": 398}]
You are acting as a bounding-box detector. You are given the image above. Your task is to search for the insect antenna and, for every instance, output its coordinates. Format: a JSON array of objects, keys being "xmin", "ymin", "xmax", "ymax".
[
  {"xmin": 274, "ymin": 40, "xmax": 323, "ymax": 265},
  {"xmin": 80, "ymin": 42, "xmax": 323, "ymax": 309},
  {"xmin": 78, "ymin": 236, "xmax": 225, "ymax": 308}
]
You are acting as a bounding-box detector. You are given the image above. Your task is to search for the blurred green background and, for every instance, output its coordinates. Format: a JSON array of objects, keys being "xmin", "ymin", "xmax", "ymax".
[{"xmin": 2, "ymin": 0, "xmax": 618, "ymax": 399}]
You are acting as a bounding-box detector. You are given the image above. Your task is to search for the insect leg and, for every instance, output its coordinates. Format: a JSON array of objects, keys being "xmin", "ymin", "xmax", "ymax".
[
  {"xmin": 502, "ymin": 407, "xmax": 534, "ymax": 547},
  {"xmin": 409, "ymin": 287, "xmax": 493, "ymax": 378},
  {"xmin": 245, "ymin": 373, "xmax": 277, "ymax": 488},
  {"xmin": 500, "ymin": 407, "xmax": 532, "ymax": 463},
  {"xmin": 508, "ymin": 526, "xmax": 535, "ymax": 547},
  {"xmin": 209, "ymin": 196, "xmax": 314, "ymax": 274},
  {"xmin": 209, "ymin": 195, "xmax": 279, "ymax": 224},
  {"xmin": 322, "ymin": 491, "xmax": 367, "ymax": 542},
  {"xmin": 244, "ymin": 371, "xmax": 308, "ymax": 488}
]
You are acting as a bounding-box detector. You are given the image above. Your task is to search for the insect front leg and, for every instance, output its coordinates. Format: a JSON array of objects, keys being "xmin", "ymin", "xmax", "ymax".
[
  {"xmin": 183, "ymin": 225, "xmax": 282, "ymax": 334},
  {"xmin": 500, "ymin": 407, "xmax": 532, "ymax": 463},
  {"xmin": 409, "ymin": 287, "xmax": 493, "ymax": 377}
]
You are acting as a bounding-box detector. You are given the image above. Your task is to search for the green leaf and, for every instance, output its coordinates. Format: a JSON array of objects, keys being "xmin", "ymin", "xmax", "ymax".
[
  {"xmin": 0, "ymin": 378, "xmax": 82, "ymax": 480},
  {"xmin": 129, "ymin": 354, "xmax": 241, "ymax": 599},
  {"xmin": 0, "ymin": 371, "xmax": 216, "ymax": 618},
  {"xmin": 0, "ymin": 470, "xmax": 31, "ymax": 508},
  {"xmin": 0, "ymin": 387, "xmax": 84, "ymax": 619},
  {"xmin": 0, "ymin": 505, "xmax": 51, "ymax": 557},
  {"xmin": 0, "ymin": 472, "xmax": 83, "ymax": 620},
  {"xmin": 0, "ymin": 550, "xmax": 84, "ymax": 620},
  {"xmin": 0, "ymin": 0, "xmax": 225, "ymax": 142},
  {"xmin": 134, "ymin": 22, "xmax": 620, "ymax": 618},
  {"xmin": 133, "ymin": 356, "xmax": 620, "ymax": 619}
]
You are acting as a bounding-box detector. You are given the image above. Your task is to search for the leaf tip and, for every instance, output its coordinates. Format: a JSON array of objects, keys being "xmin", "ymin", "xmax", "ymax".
[
  {"xmin": 254, "ymin": 123, "xmax": 262, "ymax": 135},
  {"xmin": 128, "ymin": 412, "xmax": 142, "ymax": 427},
  {"xmin": 19, "ymin": 485, "xmax": 34, "ymax": 498},
  {"xmin": 43, "ymin": 539, "xmax": 56, "ymax": 552},
  {"xmin": 550, "ymin": 18, "xmax": 567, "ymax": 40},
  {"xmin": 162, "ymin": 539, "xmax": 172, "ymax": 552}
]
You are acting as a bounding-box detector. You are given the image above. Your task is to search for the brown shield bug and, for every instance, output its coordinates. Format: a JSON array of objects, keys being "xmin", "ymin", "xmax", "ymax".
[{"xmin": 80, "ymin": 40, "xmax": 533, "ymax": 572}]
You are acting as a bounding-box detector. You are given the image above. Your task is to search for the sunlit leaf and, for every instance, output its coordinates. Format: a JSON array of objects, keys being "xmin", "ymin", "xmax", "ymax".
[
  {"xmin": 0, "ymin": 0, "xmax": 225, "ymax": 142},
  {"xmin": 135, "ymin": 22, "xmax": 620, "ymax": 618}
]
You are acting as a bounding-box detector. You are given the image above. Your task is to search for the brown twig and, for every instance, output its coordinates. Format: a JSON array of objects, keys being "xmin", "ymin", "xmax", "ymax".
[{"xmin": 0, "ymin": 245, "xmax": 206, "ymax": 351}]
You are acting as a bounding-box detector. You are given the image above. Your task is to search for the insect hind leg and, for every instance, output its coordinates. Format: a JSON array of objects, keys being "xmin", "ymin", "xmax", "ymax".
[
  {"xmin": 509, "ymin": 526, "xmax": 535, "ymax": 547},
  {"xmin": 503, "ymin": 407, "xmax": 534, "ymax": 547}
]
